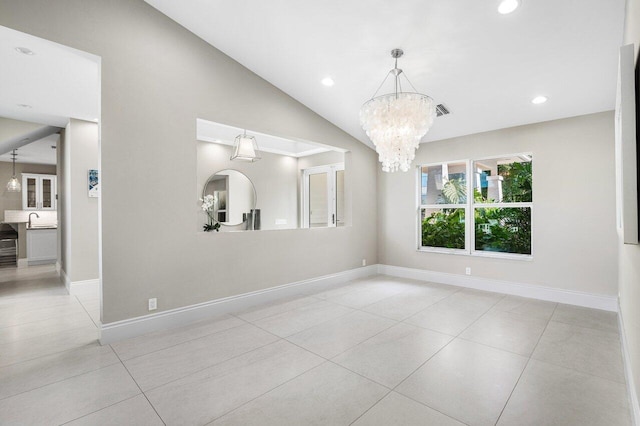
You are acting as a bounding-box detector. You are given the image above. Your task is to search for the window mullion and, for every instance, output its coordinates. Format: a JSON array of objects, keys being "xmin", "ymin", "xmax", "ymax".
[{"xmin": 467, "ymin": 159, "xmax": 474, "ymax": 254}]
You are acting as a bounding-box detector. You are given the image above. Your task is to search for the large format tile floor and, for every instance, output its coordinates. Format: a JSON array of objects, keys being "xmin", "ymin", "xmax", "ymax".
[{"xmin": 0, "ymin": 267, "xmax": 632, "ymax": 425}]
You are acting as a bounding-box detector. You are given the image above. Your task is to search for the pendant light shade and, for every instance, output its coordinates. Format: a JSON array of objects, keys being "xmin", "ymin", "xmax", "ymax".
[
  {"xmin": 230, "ymin": 130, "xmax": 261, "ymax": 162},
  {"xmin": 360, "ymin": 48, "xmax": 436, "ymax": 173},
  {"xmin": 6, "ymin": 150, "xmax": 21, "ymax": 192}
]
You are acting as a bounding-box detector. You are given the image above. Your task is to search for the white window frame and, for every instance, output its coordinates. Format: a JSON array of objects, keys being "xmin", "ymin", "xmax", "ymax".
[
  {"xmin": 416, "ymin": 159, "xmax": 470, "ymax": 255},
  {"xmin": 417, "ymin": 154, "xmax": 533, "ymax": 260},
  {"xmin": 302, "ymin": 163, "xmax": 345, "ymax": 228}
]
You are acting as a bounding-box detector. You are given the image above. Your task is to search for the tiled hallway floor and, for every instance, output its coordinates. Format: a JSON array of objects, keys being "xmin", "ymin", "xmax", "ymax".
[{"xmin": 0, "ymin": 270, "xmax": 632, "ymax": 425}]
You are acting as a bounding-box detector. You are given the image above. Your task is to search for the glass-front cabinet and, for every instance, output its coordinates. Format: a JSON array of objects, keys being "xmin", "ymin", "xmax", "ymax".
[{"xmin": 22, "ymin": 174, "xmax": 56, "ymax": 211}]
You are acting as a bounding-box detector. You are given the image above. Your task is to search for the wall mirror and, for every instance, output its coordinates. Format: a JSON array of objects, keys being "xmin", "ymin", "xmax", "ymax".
[
  {"xmin": 197, "ymin": 118, "xmax": 348, "ymax": 232},
  {"xmin": 202, "ymin": 169, "xmax": 256, "ymax": 226}
]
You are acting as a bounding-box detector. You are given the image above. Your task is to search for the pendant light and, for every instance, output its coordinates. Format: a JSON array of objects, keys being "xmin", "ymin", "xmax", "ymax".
[
  {"xmin": 6, "ymin": 150, "xmax": 21, "ymax": 192},
  {"xmin": 230, "ymin": 130, "xmax": 261, "ymax": 162},
  {"xmin": 360, "ymin": 48, "xmax": 436, "ymax": 173}
]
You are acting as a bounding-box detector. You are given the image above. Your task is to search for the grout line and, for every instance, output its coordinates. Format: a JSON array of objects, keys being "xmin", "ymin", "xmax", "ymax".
[
  {"xmin": 236, "ymin": 302, "xmax": 357, "ymax": 339},
  {"xmin": 75, "ymin": 295, "xmax": 100, "ymax": 329},
  {"xmin": 58, "ymin": 393, "xmax": 147, "ymax": 426},
  {"xmin": 116, "ymin": 320, "xmax": 249, "ymax": 363},
  {"xmin": 234, "ymin": 293, "xmax": 321, "ymax": 322},
  {"xmin": 109, "ymin": 345, "xmax": 167, "ymax": 426},
  {"xmin": 546, "ymin": 317, "xmax": 621, "ymax": 336},
  {"xmin": 347, "ymin": 388, "xmax": 393, "ymax": 425},
  {"xmin": 235, "ymin": 313, "xmax": 400, "ymax": 391},
  {"xmin": 324, "ymin": 319, "xmax": 399, "ymax": 361},
  {"xmin": 0, "ymin": 347, "xmax": 120, "ymax": 402},
  {"xmin": 132, "ymin": 334, "xmax": 283, "ymax": 394},
  {"xmin": 493, "ymin": 303, "xmax": 558, "ymax": 425},
  {"xmin": 389, "ymin": 338, "xmax": 469, "ymax": 425},
  {"xmin": 383, "ymin": 293, "xmax": 508, "ymax": 425},
  {"xmin": 391, "ymin": 335, "xmax": 455, "ymax": 391},
  {"xmin": 203, "ymin": 360, "xmax": 332, "ymax": 425},
  {"xmin": 387, "ymin": 391, "xmax": 472, "ymax": 426},
  {"xmin": 0, "ymin": 303, "xmax": 89, "ymax": 329},
  {"xmin": 0, "ymin": 329, "xmax": 101, "ymax": 369}
]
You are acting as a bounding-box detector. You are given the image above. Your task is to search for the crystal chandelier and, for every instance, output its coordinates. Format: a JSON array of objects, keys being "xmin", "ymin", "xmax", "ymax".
[
  {"xmin": 360, "ymin": 49, "xmax": 435, "ymax": 172},
  {"xmin": 6, "ymin": 149, "xmax": 21, "ymax": 192}
]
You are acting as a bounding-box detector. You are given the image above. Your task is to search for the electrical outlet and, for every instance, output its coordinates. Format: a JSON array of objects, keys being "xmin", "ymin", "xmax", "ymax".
[
  {"xmin": 148, "ymin": 298, "xmax": 157, "ymax": 311},
  {"xmin": 465, "ymin": 267, "xmax": 471, "ymax": 275},
  {"xmin": 362, "ymin": 259, "xmax": 367, "ymax": 267}
]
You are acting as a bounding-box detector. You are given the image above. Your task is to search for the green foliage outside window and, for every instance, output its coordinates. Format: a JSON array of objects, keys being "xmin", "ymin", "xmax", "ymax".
[
  {"xmin": 474, "ymin": 207, "xmax": 531, "ymax": 254},
  {"xmin": 421, "ymin": 160, "xmax": 532, "ymax": 255},
  {"xmin": 421, "ymin": 208, "xmax": 465, "ymax": 249},
  {"xmin": 498, "ymin": 161, "xmax": 532, "ymax": 202}
]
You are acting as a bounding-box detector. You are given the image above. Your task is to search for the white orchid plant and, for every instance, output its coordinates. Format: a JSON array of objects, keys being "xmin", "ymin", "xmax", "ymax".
[{"xmin": 200, "ymin": 194, "xmax": 221, "ymax": 232}]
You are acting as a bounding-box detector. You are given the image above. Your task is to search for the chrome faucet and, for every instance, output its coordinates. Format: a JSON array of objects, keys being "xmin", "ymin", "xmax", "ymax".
[{"xmin": 28, "ymin": 212, "xmax": 39, "ymax": 228}]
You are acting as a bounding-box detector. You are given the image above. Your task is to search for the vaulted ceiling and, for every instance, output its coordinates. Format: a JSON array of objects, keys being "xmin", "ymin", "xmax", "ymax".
[{"xmin": 145, "ymin": 0, "xmax": 626, "ymax": 147}]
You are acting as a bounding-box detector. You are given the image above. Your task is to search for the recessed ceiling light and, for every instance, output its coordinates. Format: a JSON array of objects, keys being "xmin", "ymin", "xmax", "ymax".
[
  {"xmin": 16, "ymin": 104, "xmax": 32, "ymax": 108},
  {"xmin": 321, "ymin": 77, "xmax": 335, "ymax": 87},
  {"xmin": 498, "ymin": 0, "xmax": 520, "ymax": 14},
  {"xmin": 15, "ymin": 47, "xmax": 34, "ymax": 55},
  {"xmin": 531, "ymin": 96, "xmax": 548, "ymax": 104}
]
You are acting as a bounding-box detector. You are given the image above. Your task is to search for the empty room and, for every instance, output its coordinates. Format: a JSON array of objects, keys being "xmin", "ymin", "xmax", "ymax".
[{"xmin": 0, "ymin": 0, "xmax": 639, "ymax": 425}]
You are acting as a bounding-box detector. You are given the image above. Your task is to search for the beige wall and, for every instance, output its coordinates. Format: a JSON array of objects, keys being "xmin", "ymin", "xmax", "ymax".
[
  {"xmin": 298, "ymin": 151, "xmax": 345, "ymax": 170},
  {"xmin": 0, "ymin": 0, "xmax": 378, "ymax": 323},
  {"xmin": 0, "ymin": 117, "xmax": 45, "ymax": 144},
  {"xmin": 66, "ymin": 119, "xmax": 99, "ymax": 282},
  {"xmin": 378, "ymin": 112, "xmax": 618, "ymax": 296},
  {"xmin": 620, "ymin": 0, "xmax": 640, "ymax": 410},
  {"xmin": 625, "ymin": 0, "xmax": 640, "ymax": 59}
]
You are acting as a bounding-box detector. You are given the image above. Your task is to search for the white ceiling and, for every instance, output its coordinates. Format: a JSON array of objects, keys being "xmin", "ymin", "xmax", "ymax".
[
  {"xmin": 146, "ymin": 0, "xmax": 626, "ymax": 146},
  {"xmin": 0, "ymin": 134, "xmax": 58, "ymax": 166},
  {"xmin": 197, "ymin": 119, "xmax": 339, "ymax": 157},
  {"xmin": 0, "ymin": 25, "xmax": 100, "ymax": 127}
]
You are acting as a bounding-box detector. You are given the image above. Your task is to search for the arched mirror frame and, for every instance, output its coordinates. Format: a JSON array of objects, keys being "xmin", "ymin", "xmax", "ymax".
[{"xmin": 202, "ymin": 169, "xmax": 257, "ymax": 227}]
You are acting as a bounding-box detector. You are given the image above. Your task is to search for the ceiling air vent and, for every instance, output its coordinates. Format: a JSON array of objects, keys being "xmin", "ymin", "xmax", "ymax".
[{"xmin": 435, "ymin": 104, "xmax": 450, "ymax": 117}]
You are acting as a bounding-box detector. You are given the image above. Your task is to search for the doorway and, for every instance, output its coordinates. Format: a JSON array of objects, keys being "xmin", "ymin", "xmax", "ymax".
[{"xmin": 302, "ymin": 164, "xmax": 345, "ymax": 228}]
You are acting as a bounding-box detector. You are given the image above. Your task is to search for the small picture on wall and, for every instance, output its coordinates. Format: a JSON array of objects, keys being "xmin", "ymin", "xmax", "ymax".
[{"xmin": 88, "ymin": 169, "xmax": 100, "ymax": 198}]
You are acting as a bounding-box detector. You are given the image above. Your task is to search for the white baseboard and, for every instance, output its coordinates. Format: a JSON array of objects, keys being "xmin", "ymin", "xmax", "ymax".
[
  {"xmin": 17, "ymin": 259, "xmax": 28, "ymax": 269},
  {"xmin": 378, "ymin": 264, "xmax": 618, "ymax": 312},
  {"xmin": 619, "ymin": 305, "xmax": 640, "ymax": 425},
  {"xmin": 68, "ymin": 279, "xmax": 100, "ymax": 297},
  {"xmin": 99, "ymin": 265, "xmax": 378, "ymax": 345},
  {"xmin": 61, "ymin": 268, "xmax": 70, "ymax": 292}
]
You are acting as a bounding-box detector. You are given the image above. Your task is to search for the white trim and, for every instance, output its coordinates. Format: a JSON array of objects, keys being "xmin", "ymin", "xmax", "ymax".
[
  {"xmin": 68, "ymin": 278, "xmax": 100, "ymax": 297},
  {"xmin": 17, "ymin": 258, "xmax": 28, "ymax": 269},
  {"xmin": 61, "ymin": 268, "xmax": 70, "ymax": 292},
  {"xmin": 99, "ymin": 265, "xmax": 378, "ymax": 344},
  {"xmin": 378, "ymin": 264, "xmax": 618, "ymax": 312},
  {"xmin": 619, "ymin": 304, "xmax": 640, "ymax": 425},
  {"xmin": 302, "ymin": 163, "xmax": 344, "ymax": 228}
]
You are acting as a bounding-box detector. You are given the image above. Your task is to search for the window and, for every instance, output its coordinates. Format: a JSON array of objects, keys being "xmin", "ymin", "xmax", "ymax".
[{"xmin": 419, "ymin": 155, "xmax": 532, "ymax": 257}]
